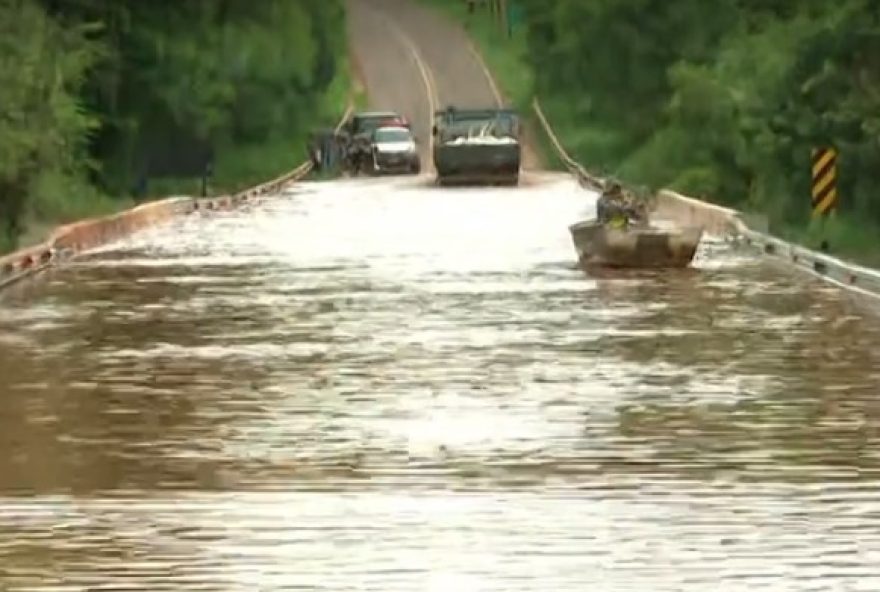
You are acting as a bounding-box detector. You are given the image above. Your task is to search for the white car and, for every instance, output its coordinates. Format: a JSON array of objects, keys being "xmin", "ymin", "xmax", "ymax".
[{"xmin": 370, "ymin": 126, "xmax": 421, "ymax": 175}]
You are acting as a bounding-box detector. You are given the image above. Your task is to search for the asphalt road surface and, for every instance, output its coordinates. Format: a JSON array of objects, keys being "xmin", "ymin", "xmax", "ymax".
[{"xmin": 346, "ymin": 0, "xmax": 541, "ymax": 171}]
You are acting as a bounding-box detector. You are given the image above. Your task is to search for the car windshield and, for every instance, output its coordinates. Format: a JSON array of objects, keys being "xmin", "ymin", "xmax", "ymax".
[{"xmin": 374, "ymin": 128, "xmax": 411, "ymax": 143}]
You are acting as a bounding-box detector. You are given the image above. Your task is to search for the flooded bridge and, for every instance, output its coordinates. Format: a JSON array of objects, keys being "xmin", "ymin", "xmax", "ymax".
[
  {"xmin": 2, "ymin": 174, "xmax": 880, "ymax": 590},
  {"xmin": 1, "ymin": 0, "xmax": 880, "ymax": 589}
]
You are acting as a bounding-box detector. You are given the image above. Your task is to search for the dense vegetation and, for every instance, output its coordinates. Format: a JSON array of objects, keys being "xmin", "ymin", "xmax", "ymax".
[
  {"xmin": 0, "ymin": 0, "xmax": 349, "ymax": 253},
  {"xmin": 442, "ymin": 0, "xmax": 880, "ymax": 259}
]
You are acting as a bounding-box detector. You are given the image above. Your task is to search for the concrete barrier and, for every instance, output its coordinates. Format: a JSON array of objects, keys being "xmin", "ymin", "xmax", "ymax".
[
  {"xmin": 530, "ymin": 96, "xmax": 880, "ymax": 302},
  {"xmin": 652, "ymin": 189, "xmax": 747, "ymax": 237},
  {"xmin": 0, "ymin": 100, "xmax": 354, "ymax": 292},
  {"xmin": 50, "ymin": 196, "xmax": 193, "ymax": 254},
  {"xmin": 0, "ymin": 196, "xmax": 193, "ymax": 289}
]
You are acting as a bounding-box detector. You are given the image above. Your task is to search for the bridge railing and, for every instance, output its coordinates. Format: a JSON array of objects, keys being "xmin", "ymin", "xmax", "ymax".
[
  {"xmin": 0, "ymin": 100, "xmax": 354, "ymax": 292},
  {"xmin": 530, "ymin": 96, "xmax": 880, "ymax": 304}
]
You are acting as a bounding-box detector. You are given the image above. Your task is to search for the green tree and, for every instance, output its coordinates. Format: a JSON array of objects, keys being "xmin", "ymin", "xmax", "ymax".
[
  {"xmin": 520, "ymin": 0, "xmax": 880, "ymax": 255},
  {"xmin": 0, "ymin": 0, "xmax": 99, "ymax": 251},
  {"xmin": 0, "ymin": 0, "xmax": 348, "ymax": 253}
]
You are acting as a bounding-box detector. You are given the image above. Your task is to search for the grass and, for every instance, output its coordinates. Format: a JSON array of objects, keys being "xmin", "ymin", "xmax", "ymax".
[{"xmin": 773, "ymin": 214, "xmax": 880, "ymax": 268}]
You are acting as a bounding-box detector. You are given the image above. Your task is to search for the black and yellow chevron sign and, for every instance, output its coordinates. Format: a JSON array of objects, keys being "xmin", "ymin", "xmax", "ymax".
[{"xmin": 811, "ymin": 147, "xmax": 838, "ymax": 217}]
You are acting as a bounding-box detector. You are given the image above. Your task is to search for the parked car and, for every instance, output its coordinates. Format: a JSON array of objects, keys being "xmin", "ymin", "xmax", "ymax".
[
  {"xmin": 341, "ymin": 111, "xmax": 410, "ymax": 174},
  {"xmin": 370, "ymin": 125, "xmax": 421, "ymax": 175}
]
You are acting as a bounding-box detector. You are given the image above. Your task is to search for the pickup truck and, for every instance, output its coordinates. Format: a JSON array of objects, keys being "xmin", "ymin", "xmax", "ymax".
[{"xmin": 341, "ymin": 111, "xmax": 411, "ymax": 174}]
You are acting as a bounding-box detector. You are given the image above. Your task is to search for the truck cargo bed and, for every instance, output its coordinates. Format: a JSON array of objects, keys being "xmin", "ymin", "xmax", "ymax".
[{"xmin": 431, "ymin": 106, "xmax": 523, "ymax": 186}]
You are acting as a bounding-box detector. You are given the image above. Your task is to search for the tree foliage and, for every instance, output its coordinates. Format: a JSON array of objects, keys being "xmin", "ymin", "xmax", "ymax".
[
  {"xmin": 0, "ymin": 0, "xmax": 346, "ymax": 252},
  {"xmin": 519, "ymin": 0, "xmax": 880, "ymax": 238}
]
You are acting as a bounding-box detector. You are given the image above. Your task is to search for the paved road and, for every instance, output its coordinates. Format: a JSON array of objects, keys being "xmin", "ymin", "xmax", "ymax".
[
  {"xmin": 1, "ymin": 1, "xmax": 879, "ymax": 590},
  {"xmin": 347, "ymin": 0, "xmax": 435, "ymax": 165},
  {"xmin": 347, "ymin": 0, "xmax": 541, "ymax": 171}
]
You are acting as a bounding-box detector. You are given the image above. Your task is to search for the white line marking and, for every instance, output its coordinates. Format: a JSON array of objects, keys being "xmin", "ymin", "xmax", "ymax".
[
  {"xmin": 383, "ymin": 15, "xmax": 439, "ymax": 162},
  {"xmin": 464, "ymin": 38, "xmax": 502, "ymax": 107}
]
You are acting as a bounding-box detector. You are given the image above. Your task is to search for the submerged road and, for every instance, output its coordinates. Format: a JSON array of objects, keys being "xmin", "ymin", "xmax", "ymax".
[
  {"xmin": 2, "ymin": 0, "xmax": 880, "ymax": 590},
  {"xmin": 2, "ymin": 175, "xmax": 880, "ymax": 590}
]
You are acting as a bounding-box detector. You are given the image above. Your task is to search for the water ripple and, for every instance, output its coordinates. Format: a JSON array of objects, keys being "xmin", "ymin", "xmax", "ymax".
[{"xmin": 1, "ymin": 175, "xmax": 879, "ymax": 590}]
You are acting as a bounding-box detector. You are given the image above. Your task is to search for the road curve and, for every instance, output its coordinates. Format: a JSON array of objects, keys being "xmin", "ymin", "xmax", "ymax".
[{"xmin": 346, "ymin": 0, "xmax": 541, "ymax": 172}]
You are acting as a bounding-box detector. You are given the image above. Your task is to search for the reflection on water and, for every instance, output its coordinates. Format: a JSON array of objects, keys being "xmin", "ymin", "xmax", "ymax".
[{"xmin": 1, "ymin": 172, "xmax": 879, "ymax": 590}]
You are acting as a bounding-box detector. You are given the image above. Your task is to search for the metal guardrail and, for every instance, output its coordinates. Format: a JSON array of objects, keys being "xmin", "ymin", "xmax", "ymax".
[
  {"xmin": 530, "ymin": 96, "xmax": 880, "ymax": 303},
  {"xmin": 739, "ymin": 229, "xmax": 880, "ymax": 303},
  {"xmin": 0, "ymin": 100, "xmax": 355, "ymax": 292},
  {"xmin": 0, "ymin": 244, "xmax": 57, "ymax": 290},
  {"xmin": 191, "ymin": 100, "xmax": 355, "ymax": 212}
]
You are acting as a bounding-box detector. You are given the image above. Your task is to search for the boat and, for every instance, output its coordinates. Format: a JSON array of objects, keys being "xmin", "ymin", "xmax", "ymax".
[{"xmin": 568, "ymin": 219, "xmax": 703, "ymax": 269}]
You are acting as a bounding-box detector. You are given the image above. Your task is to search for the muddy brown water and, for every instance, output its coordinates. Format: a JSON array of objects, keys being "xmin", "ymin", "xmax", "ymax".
[{"xmin": 1, "ymin": 174, "xmax": 880, "ymax": 590}]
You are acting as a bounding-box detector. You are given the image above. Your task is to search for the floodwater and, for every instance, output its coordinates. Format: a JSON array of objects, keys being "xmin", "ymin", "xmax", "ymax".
[{"xmin": 1, "ymin": 172, "xmax": 879, "ymax": 590}]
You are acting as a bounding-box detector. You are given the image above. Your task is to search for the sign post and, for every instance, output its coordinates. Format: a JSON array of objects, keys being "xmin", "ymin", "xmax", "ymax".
[
  {"xmin": 508, "ymin": 1, "xmax": 523, "ymax": 35},
  {"xmin": 201, "ymin": 157, "xmax": 214, "ymax": 198}
]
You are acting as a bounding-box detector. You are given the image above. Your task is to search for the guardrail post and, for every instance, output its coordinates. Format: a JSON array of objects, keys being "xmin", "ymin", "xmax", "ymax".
[{"xmin": 201, "ymin": 157, "xmax": 214, "ymax": 198}]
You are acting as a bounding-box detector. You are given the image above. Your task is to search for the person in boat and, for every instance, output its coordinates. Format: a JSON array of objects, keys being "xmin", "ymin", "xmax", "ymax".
[{"xmin": 596, "ymin": 180, "xmax": 646, "ymax": 228}]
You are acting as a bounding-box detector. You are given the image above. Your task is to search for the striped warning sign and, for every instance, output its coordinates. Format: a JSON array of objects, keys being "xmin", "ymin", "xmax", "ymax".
[{"xmin": 811, "ymin": 147, "xmax": 838, "ymax": 217}]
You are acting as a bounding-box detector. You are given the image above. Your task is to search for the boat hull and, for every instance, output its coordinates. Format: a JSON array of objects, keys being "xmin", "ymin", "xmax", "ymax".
[{"xmin": 569, "ymin": 220, "xmax": 703, "ymax": 269}]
